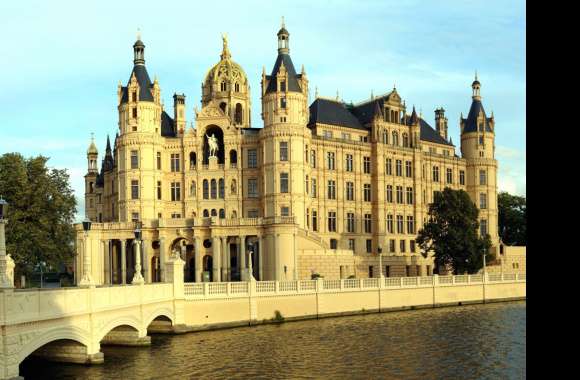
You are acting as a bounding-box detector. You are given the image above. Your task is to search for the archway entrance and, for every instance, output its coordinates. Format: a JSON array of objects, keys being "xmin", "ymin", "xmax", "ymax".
[{"xmin": 202, "ymin": 255, "xmax": 213, "ymax": 282}]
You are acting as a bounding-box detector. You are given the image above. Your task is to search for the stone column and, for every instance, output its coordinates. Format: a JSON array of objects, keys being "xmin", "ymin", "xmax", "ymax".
[
  {"xmin": 159, "ymin": 237, "xmax": 166, "ymax": 282},
  {"xmin": 0, "ymin": 219, "xmax": 13, "ymax": 288},
  {"xmin": 121, "ymin": 239, "xmax": 127, "ymax": 285},
  {"xmin": 103, "ymin": 240, "xmax": 110, "ymax": 285},
  {"xmin": 142, "ymin": 239, "xmax": 149, "ymax": 283},
  {"xmin": 212, "ymin": 236, "xmax": 221, "ymax": 282},
  {"xmin": 195, "ymin": 237, "xmax": 202, "ymax": 282},
  {"xmin": 221, "ymin": 237, "xmax": 228, "ymax": 281},
  {"xmin": 79, "ymin": 232, "xmax": 94, "ymax": 286},
  {"xmin": 240, "ymin": 236, "xmax": 246, "ymax": 281},
  {"xmin": 258, "ymin": 235, "xmax": 264, "ymax": 281}
]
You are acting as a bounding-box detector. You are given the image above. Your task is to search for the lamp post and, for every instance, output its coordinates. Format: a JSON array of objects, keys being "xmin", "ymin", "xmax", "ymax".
[
  {"xmin": 78, "ymin": 217, "xmax": 94, "ymax": 286},
  {"xmin": 0, "ymin": 197, "xmax": 13, "ymax": 288},
  {"xmin": 132, "ymin": 222, "xmax": 145, "ymax": 284},
  {"xmin": 377, "ymin": 246, "xmax": 384, "ymax": 278},
  {"xmin": 247, "ymin": 242, "xmax": 255, "ymax": 282}
]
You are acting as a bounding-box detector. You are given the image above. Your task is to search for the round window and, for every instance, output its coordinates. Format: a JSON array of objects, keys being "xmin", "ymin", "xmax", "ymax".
[{"xmin": 203, "ymin": 239, "xmax": 212, "ymax": 248}]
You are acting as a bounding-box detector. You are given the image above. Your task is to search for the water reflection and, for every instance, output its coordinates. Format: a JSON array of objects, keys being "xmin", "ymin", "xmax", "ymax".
[{"xmin": 21, "ymin": 301, "xmax": 525, "ymax": 380}]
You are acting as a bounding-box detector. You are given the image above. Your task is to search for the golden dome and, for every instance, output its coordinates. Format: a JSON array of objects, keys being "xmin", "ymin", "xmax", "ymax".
[{"xmin": 203, "ymin": 34, "xmax": 248, "ymax": 88}]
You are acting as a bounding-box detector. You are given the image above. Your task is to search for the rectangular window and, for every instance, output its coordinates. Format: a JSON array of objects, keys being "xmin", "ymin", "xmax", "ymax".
[
  {"xmin": 460, "ymin": 170, "xmax": 465, "ymax": 185},
  {"xmin": 311, "ymin": 178, "xmax": 317, "ymax": 198},
  {"xmin": 480, "ymin": 193, "xmax": 487, "ymax": 209},
  {"xmin": 311, "ymin": 150, "xmax": 316, "ymax": 168},
  {"xmin": 396, "ymin": 215, "xmax": 404, "ymax": 234},
  {"xmin": 400, "ymin": 240, "xmax": 406, "ymax": 253},
  {"xmin": 348, "ymin": 239, "xmax": 355, "ymax": 251},
  {"xmin": 280, "ymin": 142, "xmax": 288, "ymax": 161},
  {"xmin": 405, "ymin": 161, "xmax": 412, "ymax": 177},
  {"xmin": 385, "ymin": 265, "xmax": 391, "ymax": 277},
  {"xmin": 248, "ymin": 149, "xmax": 257, "ymax": 168},
  {"xmin": 346, "ymin": 182, "xmax": 354, "ymax": 201},
  {"xmin": 312, "ymin": 210, "xmax": 318, "ymax": 231},
  {"xmin": 406, "ymin": 187, "xmax": 413, "ymax": 204},
  {"xmin": 281, "ymin": 206, "xmax": 290, "ymax": 217},
  {"xmin": 341, "ymin": 133, "xmax": 351, "ymax": 140},
  {"xmin": 345, "ymin": 154, "xmax": 353, "ymax": 172},
  {"xmin": 327, "ymin": 152, "xmax": 335, "ymax": 170},
  {"xmin": 396, "ymin": 186, "xmax": 403, "ymax": 204},
  {"xmin": 363, "ymin": 156, "xmax": 371, "ymax": 174},
  {"xmin": 170, "ymin": 154, "xmax": 180, "ymax": 172},
  {"xmin": 323, "ymin": 130, "xmax": 333, "ymax": 139},
  {"xmin": 346, "ymin": 212, "xmax": 355, "ymax": 232},
  {"xmin": 280, "ymin": 81, "xmax": 286, "ymax": 92},
  {"xmin": 387, "ymin": 214, "xmax": 394, "ymax": 233},
  {"xmin": 407, "ymin": 216, "xmax": 415, "ymax": 234},
  {"xmin": 280, "ymin": 173, "xmax": 289, "ymax": 193},
  {"xmin": 386, "ymin": 185, "xmax": 393, "ymax": 203},
  {"xmin": 396, "ymin": 160, "xmax": 402, "ymax": 176},
  {"xmin": 364, "ymin": 214, "xmax": 372, "ymax": 233},
  {"xmin": 364, "ymin": 184, "xmax": 371, "ymax": 202},
  {"xmin": 480, "ymin": 219, "xmax": 488, "ymax": 237},
  {"xmin": 171, "ymin": 182, "xmax": 181, "ymax": 201},
  {"xmin": 446, "ymin": 168, "xmax": 453, "ymax": 184},
  {"xmin": 157, "ymin": 181, "xmax": 162, "ymax": 200},
  {"xmin": 305, "ymin": 175, "xmax": 309, "ymax": 195},
  {"xmin": 156, "ymin": 152, "xmax": 161, "ymax": 170},
  {"xmin": 132, "ymin": 107, "xmax": 137, "ymax": 119},
  {"xmin": 480, "ymin": 170, "xmax": 487, "ymax": 185},
  {"xmin": 327, "ymin": 180, "xmax": 336, "ymax": 199},
  {"xmin": 433, "ymin": 166, "xmax": 439, "ymax": 182},
  {"xmin": 328, "ymin": 211, "xmax": 337, "ymax": 232},
  {"xmin": 280, "ymin": 97, "xmax": 287, "ymax": 108},
  {"xmin": 130, "ymin": 150, "xmax": 139, "ymax": 169},
  {"xmin": 366, "ymin": 240, "xmax": 372, "ymax": 254},
  {"xmin": 132, "ymin": 212, "xmax": 139, "ymax": 222},
  {"xmin": 389, "ymin": 239, "xmax": 396, "ymax": 253},
  {"xmin": 131, "ymin": 180, "xmax": 139, "ymax": 199},
  {"xmin": 386, "ymin": 158, "xmax": 392, "ymax": 175},
  {"xmin": 248, "ymin": 179, "xmax": 258, "ymax": 198},
  {"xmin": 410, "ymin": 240, "xmax": 416, "ymax": 253},
  {"xmin": 306, "ymin": 209, "xmax": 310, "ymax": 228}
]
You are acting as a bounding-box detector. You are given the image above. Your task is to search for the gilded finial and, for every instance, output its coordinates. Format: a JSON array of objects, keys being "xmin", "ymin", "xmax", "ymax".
[
  {"xmin": 281, "ymin": 16, "xmax": 285, "ymax": 29},
  {"xmin": 137, "ymin": 28, "xmax": 141, "ymax": 41},
  {"xmin": 475, "ymin": 69, "xmax": 478, "ymax": 81},
  {"xmin": 221, "ymin": 33, "xmax": 231, "ymax": 60},
  {"xmin": 90, "ymin": 132, "xmax": 94, "ymax": 142}
]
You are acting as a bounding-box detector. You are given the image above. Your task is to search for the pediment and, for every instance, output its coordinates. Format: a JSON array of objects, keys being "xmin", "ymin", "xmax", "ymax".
[{"xmin": 196, "ymin": 104, "xmax": 226, "ymax": 119}]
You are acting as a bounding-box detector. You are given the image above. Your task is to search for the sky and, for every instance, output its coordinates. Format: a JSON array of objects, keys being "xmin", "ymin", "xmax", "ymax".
[{"xmin": 0, "ymin": 0, "xmax": 525, "ymax": 219}]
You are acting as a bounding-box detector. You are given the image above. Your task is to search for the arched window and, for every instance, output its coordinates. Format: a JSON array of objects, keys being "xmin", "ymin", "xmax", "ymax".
[
  {"xmin": 219, "ymin": 102, "xmax": 227, "ymax": 113},
  {"xmin": 189, "ymin": 152, "xmax": 197, "ymax": 169},
  {"xmin": 234, "ymin": 103, "xmax": 243, "ymax": 124},
  {"xmin": 218, "ymin": 179, "xmax": 225, "ymax": 199},
  {"xmin": 235, "ymin": 83, "xmax": 240, "ymax": 92},
  {"xmin": 203, "ymin": 180, "xmax": 209, "ymax": 199},
  {"xmin": 211, "ymin": 209, "xmax": 217, "ymax": 217},
  {"xmin": 229, "ymin": 149, "xmax": 237, "ymax": 167},
  {"xmin": 392, "ymin": 131, "xmax": 399, "ymax": 146},
  {"xmin": 231, "ymin": 210, "xmax": 237, "ymax": 219},
  {"xmin": 382, "ymin": 130, "xmax": 388, "ymax": 144},
  {"xmin": 220, "ymin": 82, "xmax": 227, "ymax": 91},
  {"xmin": 219, "ymin": 209, "xmax": 225, "ymax": 219},
  {"xmin": 190, "ymin": 181, "xmax": 196, "ymax": 197},
  {"xmin": 211, "ymin": 179, "xmax": 217, "ymax": 199},
  {"xmin": 402, "ymin": 133, "xmax": 409, "ymax": 147},
  {"xmin": 203, "ymin": 209, "xmax": 209, "ymax": 217}
]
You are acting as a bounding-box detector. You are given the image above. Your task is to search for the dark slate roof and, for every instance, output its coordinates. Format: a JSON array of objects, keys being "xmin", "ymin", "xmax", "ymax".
[
  {"xmin": 308, "ymin": 98, "xmax": 365, "ymax": 130},
  {"xmin": 161, "ymin": 111, "xmax": 176, "ymax": 137},
  {"xmin": 120, "ymin": 64, "xmax": 154, "ymax": 104},
  {"xmin": 349, "ymin": 94, "xmax": 399, "ymax": 125},
  {"xmin": 462, "ymin": 99, "xmax": 492, "ymax": 133},
  {"xmin": 95, "ymin": 168, "xmax": 104, "ymax": 187},
  {"xmin": 417, "ymin": 118, "xmax": 454, "ymax": 146},
  {"xmin": 265, "ymin": 53, "xmax": 301, "ymax": 94}
]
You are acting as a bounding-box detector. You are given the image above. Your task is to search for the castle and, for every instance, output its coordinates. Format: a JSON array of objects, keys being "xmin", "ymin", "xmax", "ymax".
[{"xmin": 80, "ymin": 22, "xmax": 498, "ymax": 285}]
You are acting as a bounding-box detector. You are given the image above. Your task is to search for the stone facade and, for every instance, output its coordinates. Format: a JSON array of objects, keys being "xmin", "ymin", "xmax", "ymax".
[{"xmin": 80, "ymin": 23, "xmax": 503, "ymax": 284}]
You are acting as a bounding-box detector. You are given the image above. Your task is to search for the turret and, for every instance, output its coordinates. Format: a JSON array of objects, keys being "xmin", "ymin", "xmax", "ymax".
[
  {"xmin": 85, "ymin": 135, "xmax": 99, "ymax": 220},
  {"xmin": 173, "ymin": 93, "xmax": 186, "ymax": 134},
  {"xmin": 434, "ymin": 107, "xmax": 448, "ymax": 141},
  {"xmin": 87, "ymin": 135, "xmax": 98, "ymax": 174}
]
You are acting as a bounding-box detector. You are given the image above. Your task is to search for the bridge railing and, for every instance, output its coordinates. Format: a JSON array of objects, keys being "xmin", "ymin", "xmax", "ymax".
[{"xmin": 183, "ymin": 272, "xmax": 526, "ymax": 300}]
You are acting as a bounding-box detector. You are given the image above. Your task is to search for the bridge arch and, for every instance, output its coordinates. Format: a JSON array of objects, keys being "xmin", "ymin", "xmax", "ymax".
[
  {"xmin": 96, "ymin": 315, "xmax": 142, "ymax": 343},
  {"xmin": 143, "ymin": 308, "xmax": 175, "ymax": 328},
  {"xmin": 17, "ymin": 326, "xmax": 91, "ymax": 365}
]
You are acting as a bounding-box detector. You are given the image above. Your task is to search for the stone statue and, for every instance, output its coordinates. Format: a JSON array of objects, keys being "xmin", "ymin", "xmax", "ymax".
[{"xmin": 206, "ymin": 133, "xmax": 219, "ymax": 157}]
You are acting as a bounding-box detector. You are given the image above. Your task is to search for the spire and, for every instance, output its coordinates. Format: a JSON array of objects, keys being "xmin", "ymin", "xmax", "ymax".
[
  {"xmin": 336, "ymin": 89, "xmax": 340, "ymax": 101},
  {"xmin": 410, "ymin": 105, "xmax": 419, "ymax": 125},
  {"xmin": 472, "ymin": 70, "xmax": 481, "ymax": 100},
  {"xmin": 277, "ymin": 17, "xmax": 290, "ymax": 54},
  {"xmin": 133, "ymin": 29, "xmax": 145, "ymax": 65},
  {"xmin": 105, "ymin": 135, "xmax": 112, "ymax": 153},
  {"xmin": 220, "ymin": 33, "xmax": 231, "ymax": 60}
]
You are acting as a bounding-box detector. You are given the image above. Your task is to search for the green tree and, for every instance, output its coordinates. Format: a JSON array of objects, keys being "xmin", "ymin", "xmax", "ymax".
[
  {"xmin": 0, "ymin": 153, "xmax": 77, "ymax": 279},
  {"xmin": 498, "ymin": 192, "xmax": 526, "ymax": 246},
  {"xmin": 416, "ymin": 188, "xmax": 492, "ymax": 274}
]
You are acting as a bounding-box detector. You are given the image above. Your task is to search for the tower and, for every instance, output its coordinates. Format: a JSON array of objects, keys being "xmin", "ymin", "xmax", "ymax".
[
  {"xmin": 434, "ymin": 107, "xmax": 448, "ymax": 141},
  {"xmin": 460, "ymin": 73, "xmax": 499, "ymax": 251},
  {"xmin": 85, "ymin": 135, "xmax": 99, "ymax": 220},
  {"xmin": 260, "ymin": 19, "xmax": 310, "ymax": 280}
]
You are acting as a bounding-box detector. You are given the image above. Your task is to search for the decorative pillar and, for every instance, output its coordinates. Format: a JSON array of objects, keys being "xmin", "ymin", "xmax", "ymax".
[
  {"xmin": 258, "ymin": 235, "xmax": 264, "ymax": 281},
  {"xmin": 195, "ymin": 237, "xmax": 202, "ymax": 282},
  {"xmin": 79, "ymin": 232, "xmax": 94, "ymax": 286},
  {"xmin": 221, "ymin": 237, "xmax": 228, "ymax": 281},
  {"xmin": 103, "ymin": 239, "xmax": 110, "ymax": 285},
  {"xmin": 121, "ymin": 239, "xmax": 127, "ymax": 284},
  {"xmin": 240, "ymin": 236, "xmax": 246, "ymax": 281},
  {"xmin": 159, "ymin": 237, "xmax": 166, "ymax": 282},
  {"xmin": 212, "ymin": 236, "xmax": 221, "ymax": 282},
  {"xmin": 142, "ymin": 239, "xmax": 149, "ymax": 283},
  {"xmin": 0, "ymin": 218, "xmax": 12, "ymax": 288},
  {"xmin": 132, "ymin": 239, "xmax": 144, "ymax": 284}
]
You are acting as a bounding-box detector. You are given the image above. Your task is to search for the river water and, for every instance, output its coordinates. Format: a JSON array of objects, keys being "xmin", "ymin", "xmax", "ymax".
[{"xmin": 21, "ymin": 301, "xmax": 525, "ymax": 379}]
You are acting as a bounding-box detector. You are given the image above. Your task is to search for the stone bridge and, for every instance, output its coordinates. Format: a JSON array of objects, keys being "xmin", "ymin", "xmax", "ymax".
[{"xmin": 0, "ymin": 257, "xmax": 186, "ymax": 380}]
